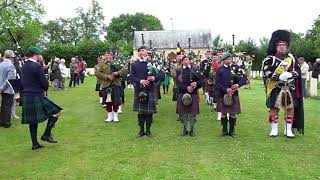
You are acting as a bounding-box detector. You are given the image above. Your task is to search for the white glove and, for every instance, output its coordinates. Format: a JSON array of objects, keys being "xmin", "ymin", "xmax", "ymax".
[{"xmin": 279, "ymin": 72, "xmax": 292, "ymax": 81}]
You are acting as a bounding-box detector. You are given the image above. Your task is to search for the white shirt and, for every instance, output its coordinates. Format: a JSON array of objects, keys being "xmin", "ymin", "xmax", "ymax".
[
  {"xmin": 26, "ymin": 58, "xmax": 37, "ymax": 63},
  {"xmin": 183, "ymin": 65, "xmax": 191, "ymax": 69},
  {"xmin": 59, "ymin": 63, "xmax": 68, "ymax": 78},
  {"xmin": 300, "ymin": 62, "xmax": 309, "ymax": 79},
  {"xmin": 139, "ymin": 58, "xmax": 147, "ymax": 62}
]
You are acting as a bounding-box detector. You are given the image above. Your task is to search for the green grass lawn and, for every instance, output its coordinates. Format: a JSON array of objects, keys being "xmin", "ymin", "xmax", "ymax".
[{"xmin": 0, "ymin": 77, "xmax": 319, "ymax": 179}]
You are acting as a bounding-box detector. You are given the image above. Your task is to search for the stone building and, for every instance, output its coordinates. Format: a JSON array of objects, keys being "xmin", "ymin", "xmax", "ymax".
[{"xmin": 133, "ymin": 30, "xmax": 212, "ymax": 60}]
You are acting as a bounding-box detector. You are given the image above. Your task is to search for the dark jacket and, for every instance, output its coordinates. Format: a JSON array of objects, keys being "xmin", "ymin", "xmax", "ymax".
[
  {"xmin": 51, "ymin": 62, "xmax": 62, "ymax": 80},
  {"xmin": 176, "ymin": 66, "xmax": 204, "ymax": 94},
  {"xmin": 311, "ymin": 62, "xmax": 320, "ymax": 79},
  {"xmin": 215, "ymin": 64, "xmax": 247, "ymax": 98},
  {"xmin": 21, "ymin": 60, "xmax": 48, "ymax": 96}
]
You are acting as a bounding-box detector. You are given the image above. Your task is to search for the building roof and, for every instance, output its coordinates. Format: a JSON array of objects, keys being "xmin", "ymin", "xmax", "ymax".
[{"xmin": 133, "ymin": 30, "xmax": 212, "ymax": 50}]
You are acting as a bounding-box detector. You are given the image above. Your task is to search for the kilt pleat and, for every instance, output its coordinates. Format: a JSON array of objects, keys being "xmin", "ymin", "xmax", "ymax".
[
  {"xmin": 133, "ymin": 85, "xmax": 157, "ymax": 114},
  {"xmin": 216, "ymin": 95, "xmax": 241, "ymax": 114},
  {"xmin": 176, "ymin": 93, "xmax": 200, "ymax": 114},
  {"xmin": 102, "ymin": 85, "xmax": 122, "ymax": 105},
  {"xmin": 21, "ymin": 96, "xmax": 63, "ymax": 124}
]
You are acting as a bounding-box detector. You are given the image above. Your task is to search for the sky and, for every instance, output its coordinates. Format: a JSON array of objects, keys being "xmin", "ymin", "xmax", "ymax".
[{"xmin": 41, "ymin": 0, "xmax": 320, "ymax": 45}]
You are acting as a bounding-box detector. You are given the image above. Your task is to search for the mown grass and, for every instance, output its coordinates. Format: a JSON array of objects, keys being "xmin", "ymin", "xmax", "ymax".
[{"xmin": 0, "ymin": 77, "xmax": 319, "ymax": 179}]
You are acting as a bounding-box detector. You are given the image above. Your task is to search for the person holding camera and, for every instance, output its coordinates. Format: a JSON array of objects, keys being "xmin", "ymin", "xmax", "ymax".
[
  {"xmin": 175, "ymin": 55, "xmax": 204, "ymax": 137},
  {"xmin": 130, "ymin": 46, "xmax": 164, "ymax": 137}
]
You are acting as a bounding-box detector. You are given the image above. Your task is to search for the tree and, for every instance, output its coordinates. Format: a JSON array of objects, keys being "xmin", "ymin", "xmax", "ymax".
[
  {"xmin": 42, "ymin": 0, "xmax": 105, "ymax": 45},
  {"xmin": 212, "ymin": 35, "xmax": 223, "ymax": 49},
  {"xmin": 75, "ymin": 0, "xmax": 106, "ymax": 40},
  {"xmin": 42, "ymin": 18, "xmax": 79, "ymax": 45},
  {"xmin": 255, "ymin": 37, "xmax": 269, "ymax": 70},
  {"xmin": 235, "ymin": 38, "xmax": 257, "ymax": 55},
  {"xmin": 106, "ymin": 12, "xmax": 164, "ymax": 44},
  {"xmin": 306, "ymin": 15, "xmax": 320, "ymax": 60},
  {"xmin": 0, "ymin": 0, "xmax": 44, "ymax": 52},
  {"xmin": 289, "ymin": 32, "xmax": 317, "ymax": 62}
]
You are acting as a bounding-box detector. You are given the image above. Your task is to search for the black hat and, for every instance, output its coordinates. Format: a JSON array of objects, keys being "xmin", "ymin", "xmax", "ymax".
[
  {"xmin": 138, "ymin": 45, "xmax": 147, "ymax": 52},
  {"xmin": 267, "ymin": 30, "xmax": 291, "ymax": 55}
]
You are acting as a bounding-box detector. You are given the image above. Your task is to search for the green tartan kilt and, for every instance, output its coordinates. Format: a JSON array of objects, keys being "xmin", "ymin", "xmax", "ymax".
[
  {"xmin": 133, "ymin": 85, "xmax": 157, "ymax": 114},
  {"xmin": 21, "ymin": 96, "xmax": 63, "ymax": 124}
]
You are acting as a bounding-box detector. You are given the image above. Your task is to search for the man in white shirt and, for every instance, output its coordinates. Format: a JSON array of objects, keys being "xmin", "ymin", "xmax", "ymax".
[{"xmin": 298, "ymin": 57, "xmax": 309, "ymax": 98}]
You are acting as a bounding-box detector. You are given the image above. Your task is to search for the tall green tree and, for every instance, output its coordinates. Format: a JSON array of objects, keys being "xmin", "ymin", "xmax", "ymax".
[
  {"xmin": 106, "ymin": 12, "xmax": 164, "ymax": 44},
  {"xmin": 235, "ymin": 38, "xmax": 257, "ymax": 55},
  {"xmin": 0, "ymin": 0, "xmax": 44, "ymax": 52},
  {"xmin": 212, "ymin": 35, "xmax": 223, "ymax": 49},
  {"xmin": 289, "ymin": 32, "xmax": 317, "ymax": 62},
  {"xmin": 255, "ymin": 37, "xmax": 269, "ymax": 70},
  {"xmin": 42, "ymin": 18, "xmax": 79, "ymax": 45},
  {"xmin": 306, "ymin": 15, "xmax": 320, "ymax": 59},
  {"xmin": 75, "ymin": 0, "xmax": 106, "ymax": 40},
  {"xmin": 42, "ymin": 0, "xmax": 105, "ymax": 46}
]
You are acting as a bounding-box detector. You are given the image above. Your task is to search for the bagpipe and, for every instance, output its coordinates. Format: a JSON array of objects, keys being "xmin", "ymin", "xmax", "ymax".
[
  {"xmin": 7, "ymin": 27, "xmax": 24, "ymax": 93},
  {"xmin": 230, "ymin": 64, "xmax": 246, "ymax": 85},
  {"xmin": 181, "ymin": 66, "xmax": 203, "ymax": 107},
  {"xmin": 104, "ymin": 48, "xmax": 128, "ymax": 103}
]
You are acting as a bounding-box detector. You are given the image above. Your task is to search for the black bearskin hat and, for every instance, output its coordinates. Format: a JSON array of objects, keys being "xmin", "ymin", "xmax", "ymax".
[{"xmin": 267, "ymin": 30, "xmax": 291, "ymax": 55}]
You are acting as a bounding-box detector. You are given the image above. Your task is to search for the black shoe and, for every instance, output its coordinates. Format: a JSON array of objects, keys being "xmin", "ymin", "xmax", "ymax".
[
  {"xmin": 182, "ymin": 128, "xmax": 188, "ymax": 136},
  {"xmin": 189, "ymin": 129, "xmax": 195, "ymax": 137},
  {"xmin": 146, "ymin": 131, "xmax": 152, "ymax": 137},
  {"xmin": 32, "ymin": 144, "xmax": 45, "ymax": 150},
  {"xmin": 221, "ymin": 131, "xmax": 229, "ymax": 137},
  {"xmin": 2, "ymin": 123, "xmax": 13, "ymax": 128},
  {"xmin": 138, "ymin": 131, "xmax": 145, "ymax": 137},
  {"xmin": 41, "ymin": 135, "xmax": 58, "ymax": 143},
  {"xmin": 229, "ymin": 131, "xmax": 236, "ymax": 138},
  {"xmin": 221, "ymin": 117, "xmax": 228, "ymax": 137}
]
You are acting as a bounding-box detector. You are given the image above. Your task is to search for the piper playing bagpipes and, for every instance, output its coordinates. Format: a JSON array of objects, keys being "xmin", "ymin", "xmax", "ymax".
[
  {"xmin": 176, "ymin": 55, "xmax": 205, "ymax": 137},
  {"xmin": 262, "ymin": 30, "xmax": 304, "ymax": 138},
  {"xmin": 215, "ymin": 53, "xmax": 247, "ymax": 138},
  {"xmin": 95, "ymin": 50, "xmax": 127, "ymax": 123},
  {"xmin": 200, "ymin": 50, "xmax": 212, "ymax": 104},
  {"xmin": 130, "ymin": 46, "xmax": 164, "ymax": 137},
  {"xmin": 207, "ymin": 51, "xmax": 220, "ymax": 110}
]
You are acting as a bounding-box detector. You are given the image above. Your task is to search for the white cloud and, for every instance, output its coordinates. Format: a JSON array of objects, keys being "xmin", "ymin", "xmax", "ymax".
[{"xmin": 41, "ymin": 0, "xmax": 320, "ymax": 44}]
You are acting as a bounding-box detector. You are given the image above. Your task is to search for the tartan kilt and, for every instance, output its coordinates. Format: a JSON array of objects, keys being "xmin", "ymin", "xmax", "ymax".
[
  {"xmin": 172, "ymin": 88, "xmax": 178, "ymax": 101},
  {"xmin": 102, "ymin": 85, "xmax": 122, "ymax": 105},
  {"xmin": 208, "ymin": 84, "xmax": 216, "ymax": 98},
  {"xmin": 21, "ymin": 96, "xmax": 62, "ymax": 124},
  {"xmin": 216, "ymin": 95, "xmax": 241, "ymax": 114},
  {"xmin": 133, "ymin": 85, "xmax": 157, "ymax": 114},
  {"xmin": 204, "ymin": 79, "xmax": 210, "ymax": 92},
  {"xmin": 95, "ymin": 84, "xmax": 101, "ymax": 91},
  {"xmin": 157, "ymin": 84, "xmax": 161, "ymax": 100},
  {"xmin": 176, "ymin": 93, "xmax": 200, "ymax": 114}
]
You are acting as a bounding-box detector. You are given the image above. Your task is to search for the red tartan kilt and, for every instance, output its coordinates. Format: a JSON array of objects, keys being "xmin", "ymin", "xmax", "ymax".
[
  {"xmin": 208, "ymin": 84, "xmax": 215, "ymax": 97},
  {"xmin": 176, "ymin": 93, "xmax": 200, "ymax": 114},
  {"xmin": 216, "ymin": 95, "xmax": 241, "ymax": 114}
]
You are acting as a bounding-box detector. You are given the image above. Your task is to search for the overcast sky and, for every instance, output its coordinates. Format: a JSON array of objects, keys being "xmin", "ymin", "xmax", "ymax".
[{"xmin": 41, "ymin": 0, "xmax": 320, "ymax": 45}]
